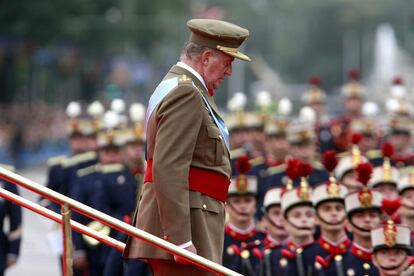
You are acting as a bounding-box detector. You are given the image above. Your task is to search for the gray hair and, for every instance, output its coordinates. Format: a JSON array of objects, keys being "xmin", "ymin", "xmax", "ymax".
[{"xmin": 180, "ymin": 41, "xmax": 218, "ymax": 61}]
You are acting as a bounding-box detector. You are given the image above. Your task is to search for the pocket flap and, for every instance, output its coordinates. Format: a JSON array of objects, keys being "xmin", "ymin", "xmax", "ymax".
[
  {"xmin": 189, "ymin": 191, "xmax": 221, "ymax": 214},
  {"xmin": 207, "ymin": 126, "xmax": 221, "ymax": 139}
]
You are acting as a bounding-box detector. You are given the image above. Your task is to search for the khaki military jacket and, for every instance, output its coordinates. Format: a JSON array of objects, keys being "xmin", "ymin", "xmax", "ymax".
[{"xmin": 123, "ymin": 65, "xmax": 231, "ymax": 264}]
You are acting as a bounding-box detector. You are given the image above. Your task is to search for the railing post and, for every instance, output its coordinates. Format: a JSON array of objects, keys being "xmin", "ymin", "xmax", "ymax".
[{"xmin": 61, "ymin": 204, "xmax": 73, "ymax": 276}]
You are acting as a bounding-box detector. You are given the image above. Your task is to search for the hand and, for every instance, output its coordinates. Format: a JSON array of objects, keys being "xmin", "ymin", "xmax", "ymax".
[
  {"xmin": 6, "ymin": 257, "xmax": 17, "ymax": 268},
  {"xmin": 174, "ymin": 244, "xmax": 197, "ymax": 265},
  {"xmin": 73, "ymin": 255, "xmax": 89, "ymax": 271}
]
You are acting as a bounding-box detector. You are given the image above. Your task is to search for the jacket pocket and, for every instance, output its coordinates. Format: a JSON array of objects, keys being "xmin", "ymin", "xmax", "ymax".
[
  {"xmin": 189, "ymin": 192, "xmax": 222, "ymax": 214},
  {"xmin": 205, "ymin": 126, "xmax": 224, "ymax": 166}
]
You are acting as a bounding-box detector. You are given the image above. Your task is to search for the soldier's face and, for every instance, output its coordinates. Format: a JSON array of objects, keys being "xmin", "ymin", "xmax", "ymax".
[
  {"xmin": 316, "ymin": 201, "xmax": 346, "ymax": 231},
  {"xmin": 345, "ymin": 97, "xmax": 362, "ymax": 115},
  {"xmin": 99, "ymin": 147, "xmax": 123, "ymax": 164},
  {"xmin": 350, "ymin": 210, "xmax": 381, "ymax": 237},
  {"xmin": 122, "ymin": 142, "xmax": 144, "ymax": 163},
  {"xmin": 373, "ymin": 184, "xmax": 398, "ymax": 200},
  {"xmin": 226, "ymin": 195, "xmax": 256, "ymax": 223},
  {"xmin": 400, "ymin": 190, "xmax": 414, "ymax": 218},
  {"xmin": 286, "ymin": 206, "xmax": 315, "ymax": 238},
  {"xmin": 341, "ymin": 171, "xmax": 363, "ymax": 192},
  {"xmin": 69, "ymin": 135, "xmax": 86, "ymax": 154},
  {"xmin": 373, "ymin": 249, "xmax": 408, "ymax": 276},
  {"xmin": 264, "ymin": 205, "xmax": 289, "ymax": 240},
  {"xmin": 201, "ymin": 50, "xmax": 234, "ymax": 91}
]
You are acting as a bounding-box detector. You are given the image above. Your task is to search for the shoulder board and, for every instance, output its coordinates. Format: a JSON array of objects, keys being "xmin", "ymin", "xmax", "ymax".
[
  {"xmin": 267, "ymin": 164, "xmax": 286, "ymax": 176},
  {"xmin": 63, "ymin": 151, "xmax": 97, "ymax": 168},
  {"xmin": 311, "ymin": 161, "xmax": 324, "ymax": 170},
  {"xmin": 0, "ymin": 163, "xmax": 15, "ymax": 172},
  {"xmin": 366, "ymin": 149, "xmax": 382, "ymax": 159},
  {"xmin": 47, "ymin": 155, "xmax": 67, "ymax": 167},
  {"xmin": 77, "ymin": 165, "xmax": 98, "ymax": 178},
  {"xmin": 249, "ymin": 156, "xmax": 265, "ymax": 167},
  {"xmin": 178, "ymin": 74, "xmax": 192, "ymax": 84},
  {"xmin": 100, "ymin": 163, "xmax": 124, "ymax": 174},
  {"xmin": 230, "ymin": 148, "xmax": 247, "ymax": 160}
]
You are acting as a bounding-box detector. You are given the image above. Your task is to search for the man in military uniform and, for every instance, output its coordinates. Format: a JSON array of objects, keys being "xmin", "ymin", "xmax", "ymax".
[
  {"xmin": 71, "ymin": 111, "xmax": 124, "ymax": 276},
  {"xmin": 397, "ymin": 168, "xmax": 414, "ymax": 245},
  {"xmin": 311, "ymin": 151, "xmax": 350, "ymax": 275},
  {"xmin": 0, "ymin": 164, "xmax": 22, "ymax": 276},
  {"xmin": 371, "ymin": 201, "xmax": 413, "ymax": 276},
  {"xmin": 222, "ymin": 156, "xmax": 264, "ymax": 275},
  {"xmin": 340, "ymin": 162, "xmax": 382, "ymax": 276},
  {"xmin": 123, "ymin": 19, "xmax": 250, "ymax": 275}
]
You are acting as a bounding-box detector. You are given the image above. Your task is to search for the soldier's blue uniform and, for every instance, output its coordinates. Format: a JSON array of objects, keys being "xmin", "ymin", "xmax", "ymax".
[
  {"xmin": 338, "ymin": 243, "xmax": 379, "ymax": 276},
  {"xmin": 279, "ymin": 241, "xmax": 320, "ymax": 276},
  {"xmin": 40, "ymin": 155, "xmax": 67, "ymax": 213},
  {"xmin": 223, "ymin": 224, "xmax": 265, "ymax": 275},
  {"xmin": 261, "ymin": 236, "xmax": 288, "ymax": 276},
  {"xmin": 71, "ymin": 164, "xmax": 105, "ymax": 276},
  {"xmin": 0, "ymin": 179, "xmax": 22, "ymax": 276}
]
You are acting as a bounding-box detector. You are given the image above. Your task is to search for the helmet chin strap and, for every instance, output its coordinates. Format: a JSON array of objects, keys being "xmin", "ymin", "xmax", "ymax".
[
  {"xmin": 228, "ymin": 202, "xmax": 251, "ymax": 217},
  {"xmin": 316, "ymin": 211, "xmax": 346, "ymax": 226},
  {"xmin": 349, "ymin": 217, "xmax": 374, "ymax": 233},
  {"xmin": 261, "ymin": 207, "xmax": 286, "ymax": 230},
  {"xmin": 377, "ymin": 255, "xmax": 408, "ymax": 272},
  {"xmin": 285, "ymin": 218, "xmax": 313, "ymax": 231}
]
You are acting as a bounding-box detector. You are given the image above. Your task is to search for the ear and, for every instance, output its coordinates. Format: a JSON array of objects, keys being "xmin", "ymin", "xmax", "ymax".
[{"xmin": 201, "ymin": 49, "xmax": 214, "ymax": 65}]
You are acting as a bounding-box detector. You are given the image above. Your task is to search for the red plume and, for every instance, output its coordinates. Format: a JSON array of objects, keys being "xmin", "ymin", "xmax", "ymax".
[
  {"xmin": 322, "ymin": 150, "xmax": 338, "ymax": 173},
  {"xmin": 348, "ymin": 69, "xmax": 360, "ymax": 81},
  {"xmin": 236, "ymin": 155, "xmax": 251, "ymax": 174},
  {"xmin": 393, "ymin": 76, "xmax": 403, "ymax": 85},
  {"xmin": 297, "ymin": 161, "xmax": 313, "ymax": 178},
  {"xmin": 355, "ymin": 162, "xmax": 373, "ymax": 185},
  {"xmin": 286, "ymin": 159, "xmax": 300, "ymax": 181},
  {"xmin": 381, "ymin": 198, "xmax": 401, "ymax": 217},
  {"xmin": 308, "ymin": 75, "xmax": 321, "ymax": 86},
  {"xmin": 351, "ymin": 133, "xmax": 363, "ymax": 145},
  {"xmin": 381, "ymin": 142, "xmax": 394, "ymax": 159}
]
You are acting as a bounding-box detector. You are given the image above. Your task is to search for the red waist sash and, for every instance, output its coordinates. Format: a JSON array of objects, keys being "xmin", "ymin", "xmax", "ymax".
[{"xmin": 144, "ymin": 159, "xmax": 230, "ymax": 203}]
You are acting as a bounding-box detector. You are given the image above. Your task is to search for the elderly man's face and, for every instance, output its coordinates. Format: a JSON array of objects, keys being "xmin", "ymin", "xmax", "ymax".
[{"xmin": 202, "ymin": 50, "xmax": 234, "ymax": 91}]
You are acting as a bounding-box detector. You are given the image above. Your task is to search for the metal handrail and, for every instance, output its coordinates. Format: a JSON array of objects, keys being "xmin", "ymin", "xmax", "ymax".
[{"xmin": 0, "ymin": 167, "xmax": 241, "ymax": 276}]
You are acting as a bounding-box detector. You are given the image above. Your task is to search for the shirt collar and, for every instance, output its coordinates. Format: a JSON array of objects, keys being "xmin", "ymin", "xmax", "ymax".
[{"xmin": 176, "ymin": 61, "xmax": 208, "ymax": 91}]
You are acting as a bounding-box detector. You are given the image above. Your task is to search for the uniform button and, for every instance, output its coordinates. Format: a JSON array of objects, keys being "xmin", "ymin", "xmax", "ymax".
[
  {"xmin": 218, "ymin": 135, "xmax": 222, "ymax": 140},
  {"xmin": 202, "ymin": 204, "xmax": 207, "ymax": 209},
  {"xmin": 363, "ymin": 263, "xmax": 370, "ymax": 270}
]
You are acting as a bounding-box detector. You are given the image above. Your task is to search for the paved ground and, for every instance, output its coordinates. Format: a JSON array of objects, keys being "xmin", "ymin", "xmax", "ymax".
[{"xmin": 6, "ymin": 166, "xmax": 61, "ymax": 276}]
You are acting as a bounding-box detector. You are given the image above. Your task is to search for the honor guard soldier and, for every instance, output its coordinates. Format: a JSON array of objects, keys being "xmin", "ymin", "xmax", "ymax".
[
  {"xmin": 368, "ymin": 143, "xmax": 400, "ymax": 200},
  {"xmin": 397, "ymin": 168, "xmax": 414, "ymax": 244},
  {"xmin": 0, "ymin": 164, "xmax": 22, "ymax": 276},
  {"xmin": 301, "ymin": 76, "xmax": 335, "ymax": 153},
  {"xmin": 341, "ymin": 162, "xmax": 382, "ymax": 276},
  {"xmin": 371, "ymin": 199, "xmax": 414, "ymax": 275},
  {"xmin": 386, "ymin": 114, "xmax": 414, "ymax": 166},
  {"xmin": 331, "ymin": 69, "xmax": 365, "ymax": 153},
  {"xmin": 277, "ymin": 160, "xmax": 319, "ymax": 276},
  {"xmin": 71, "ymin": 110, "xmax": 124, "ymax": 276},
  {"xmin": 265, "ymin": 110, "xmax": 329, "ymax": 192},
  {"xmin": 59, "ymin": 101, "xmax": 102, "ymax": 199},
  {"xmin": 102, "ymin": 103, "xmax": 149, "ymax": 276},
  {"xmin": 312, "ymin": 151, "xmax": 350, "ymax": 275},
  {"xmin": 223, "ymin": 155, "xmax": 264, "ymax": 276},
  {"xmin": 351, "ymin": 101, "xmax": 381, "ymax": 156},
  {"xmin": 260, "ymin": 187, "xmax": 289, "ymax": 276},
  {"xmin": 335, "ymin": 133, "xmax": 369, "ymax": 192},
  {"xmin": 227, "ymin": 92, "xmax": 249, "ymax": 153}
]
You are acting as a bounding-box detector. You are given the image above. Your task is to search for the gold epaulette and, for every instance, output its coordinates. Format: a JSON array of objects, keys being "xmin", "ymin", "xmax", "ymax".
[
  {"xmin": 178, "ymin": 74, "xmax": 192, "ymax": 84},
  {"xmin": 230, "ymin": 148, "xmax": 246, "ymax": 160},
  {"xmin": 76, "ymin": 165, "xmax": 98, "ymax": 178},
  {"xmin": 47, "ymin": 155, "xmax": 67, "ymax": 167},
  {"xmin": 311, "ymin": 161, "xmax": 324, "ymax": 170},
  {"xmin": 267, "ymin": 164, "xmax": 286, "ymax": 176},
  {"xmin": 366, "ymin": 149, "xmax": 382, "ymax": 159},
  {"xmin": 0, "ymin": 163, "xmax": 16, "ymax": 172},
  {"xmin": 249, "ymin": 156, "xmax": 265, "ymax": 167},
  {"xmin": 100, "ymin": 163, "xmax": 124, "ymax": 174},
  {"xmin": 63, "ymin": 151, "xmax": 97, "ymax": 168}
]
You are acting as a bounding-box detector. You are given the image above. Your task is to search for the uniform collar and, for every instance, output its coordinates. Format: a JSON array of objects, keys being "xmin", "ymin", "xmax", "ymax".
[
  {"xmin": 264, "ymin": 235, "xmax": 282, "ymax": 249},
  {"xmin": 286, "ymin": 238, "xmax": 314, "ymax": 252},
  {"xmin": 225, "ymin": 223, "xmax": 257, "ymax": 242},
  {"xmin": 176, "ymin": 61, "xmax": 209, "ymax": 92},
  {"xmin": 318, "ymin": 235, "xmax": 350, "ymax": 255},
  {"xmin": 350, "ymin": 242, "xmax": 372, "ymax": 260}
]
